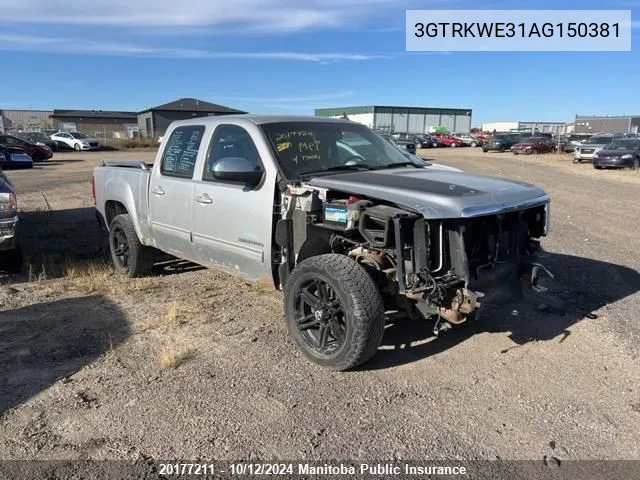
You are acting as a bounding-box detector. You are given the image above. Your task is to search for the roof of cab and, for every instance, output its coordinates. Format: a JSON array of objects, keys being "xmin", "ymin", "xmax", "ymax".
[{"xmin": 168, "ymin": 114, "xmax": 357, "ymax": 128}]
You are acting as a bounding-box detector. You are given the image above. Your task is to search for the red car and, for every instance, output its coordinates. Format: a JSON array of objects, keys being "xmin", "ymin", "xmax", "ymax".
[
  {"xmin": 0, "ymin": 134, "xmax": 54, "ymax": 162},
  {"xmin": 431, "ymin": 132, "xmax": 466, "ymax": 147},
  {"xmin": 511, "ymin": 137, "xmax": 555, "ymax": 155}
]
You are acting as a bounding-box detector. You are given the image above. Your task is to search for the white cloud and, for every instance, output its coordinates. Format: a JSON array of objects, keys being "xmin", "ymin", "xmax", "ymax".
[
  {"xmin": 0, "ymin": 0, "xmax": 405, "ymax": 32},
  {"xmin": 0, "ymin": 34, "xmax": 386, "ymax": 62}
]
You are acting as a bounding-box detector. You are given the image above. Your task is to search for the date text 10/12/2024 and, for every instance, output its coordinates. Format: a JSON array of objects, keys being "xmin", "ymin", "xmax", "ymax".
[{"xmin": 157, "ymin": 462, "xmax": 468, "ymax": 476}]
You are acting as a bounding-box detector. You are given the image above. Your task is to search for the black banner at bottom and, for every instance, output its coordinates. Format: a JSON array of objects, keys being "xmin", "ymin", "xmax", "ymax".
[{"xmin": 0, "ymin": 460, "xmax": 638, "ymax": 480}]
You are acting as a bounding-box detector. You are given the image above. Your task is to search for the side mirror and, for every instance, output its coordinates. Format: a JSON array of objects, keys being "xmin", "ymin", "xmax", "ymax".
[{"xmin": 212, "ymin": 157, "xmax": 264, "ymax": 187}]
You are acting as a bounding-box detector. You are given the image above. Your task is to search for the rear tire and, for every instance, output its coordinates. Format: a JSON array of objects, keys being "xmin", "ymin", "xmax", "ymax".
[
  {"xmin": 284, "ymin": 254, "xmax": 385, "ymax": 371},
  {"xmin": 108, "ymin": 214, "xmax": 154, "ymax": 278},
  {"xmin": 632, "ymin": 158, "xmax": 639, "ymax": 170}
]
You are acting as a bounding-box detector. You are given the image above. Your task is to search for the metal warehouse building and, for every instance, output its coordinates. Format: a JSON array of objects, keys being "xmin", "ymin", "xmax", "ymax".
[
  {"xmin": 573, "ymin": 115, "xmax": 640, "ymax": 135},
  {"xmin": 481, "ymin": 121, "xmax": 566, "ymax": 135},
  {"xmin": 314, "ymin": 105, "xmax": 473, "ymax": 134},
  {"xmin": 0, "ymin": 109, "xmax": 54, "ymax": 133}
]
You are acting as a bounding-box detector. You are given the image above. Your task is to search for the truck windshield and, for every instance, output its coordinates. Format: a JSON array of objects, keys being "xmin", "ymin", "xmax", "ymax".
[
  {"xmin": 260, "ymin": 121, "xmax": 420, "ymax": 179},
  {"xmin": 584, "ymin": 136, "xmax": 613, "ymax": 145}
]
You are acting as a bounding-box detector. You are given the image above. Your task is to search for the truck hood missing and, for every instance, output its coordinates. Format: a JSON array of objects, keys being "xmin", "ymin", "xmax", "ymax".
[{"xmin": 306, "ymin": 168, "xmax": 550, "ymax": 219}]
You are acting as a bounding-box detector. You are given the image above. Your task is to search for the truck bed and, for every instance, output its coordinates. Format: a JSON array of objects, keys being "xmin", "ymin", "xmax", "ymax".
[{"xmin": 93, "ymin": 159, "xmax": 153, "ymax": 241}]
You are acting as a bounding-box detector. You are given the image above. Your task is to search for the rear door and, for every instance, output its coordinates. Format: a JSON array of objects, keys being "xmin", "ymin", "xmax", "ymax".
[
  {"xmin": 190, "ymin": 123, "xmax": 276, "ymax": 281},
  {"xmin": 148, "ymin": 124, "xmax": 205, "ymax": 261}
]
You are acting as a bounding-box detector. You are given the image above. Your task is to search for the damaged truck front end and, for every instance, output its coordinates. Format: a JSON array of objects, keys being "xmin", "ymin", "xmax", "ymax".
[{"xmin": 275, "ymin": 180, "xmax": 551, "ymax": 335}]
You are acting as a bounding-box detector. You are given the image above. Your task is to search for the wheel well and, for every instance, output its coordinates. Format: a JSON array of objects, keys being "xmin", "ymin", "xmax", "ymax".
[
  {"xmin": 105, "ymin": 201, "xmax": 128, "ymax": 227},
  {"xmin": 296, "ymin": 237, "xmax": 332, "ymax": 265}
]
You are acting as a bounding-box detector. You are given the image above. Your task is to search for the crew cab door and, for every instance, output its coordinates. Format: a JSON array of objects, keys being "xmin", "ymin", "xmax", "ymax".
[
  {"xmin": 191, "ymin": 124, "xmax": 276, "ymax": 282},
  {"xmin": 148, "ymin": 124, "xmax": 205, "ymax": 262}
]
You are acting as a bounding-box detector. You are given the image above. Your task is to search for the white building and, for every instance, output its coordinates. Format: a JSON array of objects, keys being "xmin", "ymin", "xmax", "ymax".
[
  {"xmin": 315, "ymin": 105, "xmax": 473, "ymax": 134},
  {"xmin": 482, "ymin": 121, "xmax": 567, "ymax": 135}
]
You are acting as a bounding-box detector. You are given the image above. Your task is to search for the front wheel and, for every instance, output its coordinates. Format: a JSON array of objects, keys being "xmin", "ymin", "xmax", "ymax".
[
  {"xmin": 74, "ymin": 143, "xmax": 81, "ymax": 151},
  {"xmin": 284, "ymin": 254, "xmax": 385, "ymax": 371},
  {"xmin": 108, "ymin": 214, "xmax": 154, "ymax": 277},
  {"xmin": 631, "ymin": 158, "xmax": 639, "ymax": 170},
  {"xmin": 470, "ymin": 141, "xmax": 477, "ymax": 147}
]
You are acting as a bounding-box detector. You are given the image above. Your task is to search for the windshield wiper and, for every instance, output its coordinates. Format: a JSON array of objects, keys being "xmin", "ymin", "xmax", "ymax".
[
  {"xmin": 302, "ymin": 164, "xmax": 377, "ymax": 176},
  {"xmin": 376, "ymin": 161, "xmax": 422, "ymax": 169}
]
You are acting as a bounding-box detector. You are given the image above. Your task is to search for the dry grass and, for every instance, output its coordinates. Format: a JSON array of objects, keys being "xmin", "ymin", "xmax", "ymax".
[
  {"xmin": 63, "ymin": 260, "xmax": 115, "ymax": 293},
  {"xmin": 159, "ymin": 347, "xmax": 197, "ymax": 370},
  {"xmin": 142, "ymin": 302, "xmax": 186, "ymax": 331},
  {"xmin": 132, "ymin": 278, "xmax": 157, "ymax": 293}
]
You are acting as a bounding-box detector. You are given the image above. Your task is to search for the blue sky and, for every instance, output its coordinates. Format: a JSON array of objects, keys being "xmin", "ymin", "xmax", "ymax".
[{"xmin": 0, "ymin": 0, "xmax": 638, "ymax": 126}]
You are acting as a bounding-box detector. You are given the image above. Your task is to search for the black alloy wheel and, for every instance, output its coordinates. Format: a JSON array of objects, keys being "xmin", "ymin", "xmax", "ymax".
[
  {"xmin": 294, "ymin": 278, "xmax": 346, "ymax": 355},
  {"xmin": 110, "ymin": 225, "xmax": 130, "ymax": 271}
]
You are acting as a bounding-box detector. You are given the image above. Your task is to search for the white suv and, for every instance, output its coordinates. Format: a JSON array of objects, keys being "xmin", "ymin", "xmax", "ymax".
[{"xmin": 50, "ymin": 131, "xmax": 100, "ymax": 151}]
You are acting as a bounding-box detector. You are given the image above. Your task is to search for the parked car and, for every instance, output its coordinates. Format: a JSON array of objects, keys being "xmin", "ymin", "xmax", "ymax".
[
  {"xmin": 573, "ymin": 133, "xmax": 625, "ymax": 163},
  {"xmin": 381, "ymin": 134, "xmax": 416, "ymax": 155},
  {"xmin": 511, "ymin": 137, "xmax": 555, "ymax": 155},
  {"xmin": 92, "ymin": 115, "xmax": 552, "ymax": 371},
  {"xmin": 0, "ymin": 167, "xmax": 23, "ymax": 273},
  {"xmin": 0, "ymin": 144, "xmax": 34, "ymax": 169},
  {"xmin": 562, "ymin": 134, "xmax": 592, "ymax": 153},
  {"xmin": 0, "ymin": 134, "xmax": 54, "ymax": 162},
  {"xmin": 50, "ymin": 131, "xmax": 100, "ymax": 151},
  {"xmin": 13, "ymin": 131, "xmax": 59, "ymax": 152},
  {"xmin": 392, "ymin": 133, "xmax": 438, "ymax": 149},
  {"xmin": 592, "ymin": 138, "xmax": 640, "ymax": 170},
  {"xmin": 452, "ymin": 133, "xmax": 482, "ymax": 147},
  {"xmin": 482, "ymin": 133, "xmax": 521, "ymax": 152},
  {"xmin": 432, "ymin": 133, "xmax": 465, "ymax": 147}
]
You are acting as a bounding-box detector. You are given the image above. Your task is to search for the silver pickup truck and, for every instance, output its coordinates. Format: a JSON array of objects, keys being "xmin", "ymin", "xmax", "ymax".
[{"xmin": 93, "ymin": 115, "xmax": 551, "ymax": 370}]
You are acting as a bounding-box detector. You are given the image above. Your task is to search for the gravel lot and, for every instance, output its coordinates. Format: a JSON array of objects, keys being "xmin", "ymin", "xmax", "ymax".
[{"xmin": 1, "ymin": 148, "xmax": 639, "ymax": 463}]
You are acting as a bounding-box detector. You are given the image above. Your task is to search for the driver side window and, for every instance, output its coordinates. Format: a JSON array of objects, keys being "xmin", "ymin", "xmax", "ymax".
[{"xmin": 203, "ymin": 125, "xmax": 262, "ymax": 182}]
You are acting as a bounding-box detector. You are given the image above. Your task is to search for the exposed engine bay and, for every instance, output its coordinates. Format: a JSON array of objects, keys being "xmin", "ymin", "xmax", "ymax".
[{"xmin": 274, "ymin": 183, "xmax": 551, "ymax": 331}]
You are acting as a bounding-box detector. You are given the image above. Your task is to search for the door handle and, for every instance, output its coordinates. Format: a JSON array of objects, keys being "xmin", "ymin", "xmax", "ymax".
[
  {"xmin": 151, "ymin": 186, "xmax": 165, "ymax": 196},
  {"xmin": 195, "ymin": 193, "xmax": 213, "ymax": 204}
]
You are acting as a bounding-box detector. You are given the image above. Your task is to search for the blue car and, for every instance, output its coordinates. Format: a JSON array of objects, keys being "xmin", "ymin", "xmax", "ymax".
[{"xmin": 0, "ymin": 144, "xmax": 33, "ymax": 169}]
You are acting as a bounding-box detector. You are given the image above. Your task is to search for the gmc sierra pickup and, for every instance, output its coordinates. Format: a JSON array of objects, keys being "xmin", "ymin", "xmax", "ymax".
[{"xmin": 93, "ymin": 115, "xmax": 552, "ymax": 370}]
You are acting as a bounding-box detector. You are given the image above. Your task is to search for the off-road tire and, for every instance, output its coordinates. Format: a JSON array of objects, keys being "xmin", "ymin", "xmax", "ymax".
[
  {"xmin": 108, "ymin": 214, "xmax": 154, "ymax": 278},
  {"xmin": 284, "ymin": 254, "xmax": 385, "ymax": 371}
]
